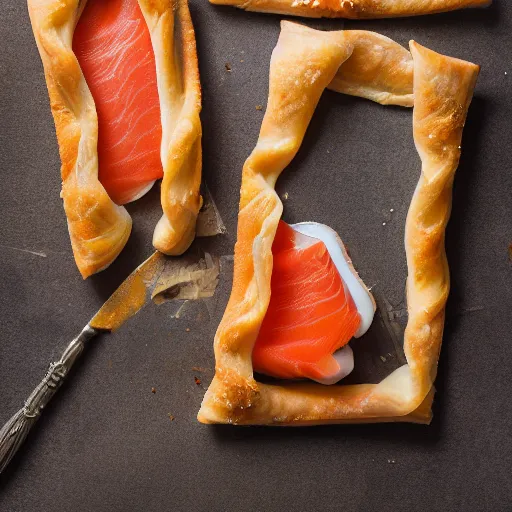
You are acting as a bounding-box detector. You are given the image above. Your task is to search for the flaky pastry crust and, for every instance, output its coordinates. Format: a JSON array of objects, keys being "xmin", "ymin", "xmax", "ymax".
[
  {"xmin": 198, "ymin": 22, "xmax": 479, "ymax": 425},
  {"xmin": 27, "ymin": 0, "xmax": 201, "ymax": 278},
  {"xmin": 143, "ymin": 0, "xmax": 203, "ymax": 256},
  {"xmin": 209, "ymin": 0, "xmax": 491, "ymax": 19}
]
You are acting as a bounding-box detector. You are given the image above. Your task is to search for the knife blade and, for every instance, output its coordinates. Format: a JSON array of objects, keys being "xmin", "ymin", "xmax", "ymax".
[{"xmin": 90, "ymin": 251, "xmax": 165, "ymax": 331}]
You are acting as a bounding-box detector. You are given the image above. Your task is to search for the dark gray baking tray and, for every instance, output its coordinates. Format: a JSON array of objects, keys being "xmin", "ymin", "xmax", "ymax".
[{"xmin": 1, "ymin": 1, "xmax": 511, "ymax": 510}]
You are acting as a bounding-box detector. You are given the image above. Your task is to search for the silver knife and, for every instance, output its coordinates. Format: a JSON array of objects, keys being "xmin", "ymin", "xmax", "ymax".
[{"xmin": 0, "ymin": 250, "xmax": 220, "ymax": 474}]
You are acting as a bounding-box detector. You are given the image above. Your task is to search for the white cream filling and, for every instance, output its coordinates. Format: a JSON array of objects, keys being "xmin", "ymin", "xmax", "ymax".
[
  {"xmin": 291, "ymin": 222, "xmax": 375, "ymax": 385},
  {"xmin": 124, "ymin": 179, "xmax": 156, "ymax": 204}
]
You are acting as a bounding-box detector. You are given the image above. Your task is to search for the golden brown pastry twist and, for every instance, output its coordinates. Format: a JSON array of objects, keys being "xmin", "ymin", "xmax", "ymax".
[
  {"xmin": 28, "ymin": 0, "xmax": 132, "ymax": 279},
  {"xmin": 210, "ymin": 0, "xmax": 491, "ymax": 19},
  {"xmin": 143, "ymin": 0, "xmax": 203, "ymax": 256},
  {"xmin": 198, "ymin": 22, "xmax": 479, "ymax": 425},
  {"xmin": 27, "ymin": 0, "xmax": 201, "ymax": 277}
]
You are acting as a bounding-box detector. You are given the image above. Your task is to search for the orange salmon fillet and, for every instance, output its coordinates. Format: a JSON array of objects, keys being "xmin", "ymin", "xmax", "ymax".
[
  {"xmin": 252, "ymin": 221, "xmax": 361, "ymax": 381},
  {"xmin": 73, "ymin": 0, "xmax": 163, "ymax": 205}
]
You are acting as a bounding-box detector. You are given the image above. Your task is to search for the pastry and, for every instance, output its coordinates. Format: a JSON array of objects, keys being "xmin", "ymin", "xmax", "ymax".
[
  {"xmin": 198, "ymin": 22, "xmax": 479, "ymax": 425},
  {"xmin": 328, "ymin": 31, "xmax": 413, "ymax": 107},
  {"xmin": 208, "ymin": 0, "xmax": 491, "ymax": 19},
  {"xmin": 27, "ymin": 0, "xmax": 202, "ymax": 278}
]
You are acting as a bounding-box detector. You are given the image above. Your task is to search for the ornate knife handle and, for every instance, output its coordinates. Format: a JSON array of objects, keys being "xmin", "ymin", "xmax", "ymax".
[{"xmin": 0, "ymin": 325, "xmax": 99, "ymax": 474}]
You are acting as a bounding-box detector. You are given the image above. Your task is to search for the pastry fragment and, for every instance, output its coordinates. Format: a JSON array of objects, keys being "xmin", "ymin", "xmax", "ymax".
[
  {"xmin": 27, "ymin": 0, "xmax": 202, "ymax": 277},
  {"xmin": 198, "ymin": 22, "xmax": 479, "ymax": 425},
  {"xmin": 209, "ymin": 0, "xmax": 491, "ymax": 19}
]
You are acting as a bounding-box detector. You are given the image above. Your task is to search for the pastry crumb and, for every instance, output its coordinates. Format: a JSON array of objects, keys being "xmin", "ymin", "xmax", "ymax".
[
  {"xmin": 255, "ymin": 105, "xmax": 263, "ymax": 111},
  {"xmin": 194, "ymin": 376, "xmax": 202, "ymax": 386},
  {"xmin": 387, "ymin": 459, "xmax": 396, "ymax": 464},
  {"xmin": 225, "ymin": 63, "xmax": 232, "ymax": 72},
  {"xmin": 168, "ymin": 413, "xmax": 175, "ymax": 422},
  {"xmin": 382, "ymin": 222, "xmax": 386, "ymax": 226},
  {"xmin": 240, "ymin": 59, "xmax": 244, "ymax": 63},
  {"xmin": 282, "ymin": 192, "xmax": 289, "ymax": 200},
  {"xmin": 151, "ymin": 387, "xmax": 156, "ymax": 394},
  {"xmin": 390, "ymin": 208, "xmax": 394, "ymax": 213},
  {"xmin": 380, "ymin": 355, "xmax": 387, "ymax": 363},
  {"xmin": 185, "ymin": 327, "xmax": 190, "ymax": 332}
]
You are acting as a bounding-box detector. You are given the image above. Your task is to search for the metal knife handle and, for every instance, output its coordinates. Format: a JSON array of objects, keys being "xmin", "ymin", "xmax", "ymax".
[{"xmin": 0, "ymin": 325, "xmax": 98, "ymax": 474}]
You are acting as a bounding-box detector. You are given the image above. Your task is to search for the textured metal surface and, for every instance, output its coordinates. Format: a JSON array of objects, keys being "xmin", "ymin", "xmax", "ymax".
[
  {"xmin": 0, "ymin": 325, "xmax": 97, "ymax": 474},
  {"xmin": 1, "ymin": 1, "xmax": 511, "ymax": 510}
]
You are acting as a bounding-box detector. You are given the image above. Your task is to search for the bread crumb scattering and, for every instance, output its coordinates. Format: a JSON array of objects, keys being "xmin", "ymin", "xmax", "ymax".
[
  {"xmin": 194, "ymin": 376, "xmax": 202, "ymax": 386},
  {"xmin": 151, "ymin": 387, "xmax": 156, "ymax": 394},
  {"xmin": 225, "ymin": 63, "xmax": 232, "ymax": 72}
]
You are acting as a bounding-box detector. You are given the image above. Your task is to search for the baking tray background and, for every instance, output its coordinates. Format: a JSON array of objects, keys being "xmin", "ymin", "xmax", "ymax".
[{"xmin": 1, "ymin": 2, "xmax": 511, "ymax": 511}]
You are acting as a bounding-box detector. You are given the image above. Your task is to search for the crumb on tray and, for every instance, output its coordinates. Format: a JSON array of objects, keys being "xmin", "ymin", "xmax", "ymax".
[
  {"xmin": 225, "ymin": 63, "xmax": 232, "ymax": 72},
  {"xmin": 194, "ymin": 376, "xmax": 202, "ymax": 386},
  {"xmin": 151, "ymin": 387, "xmax": 156, "ymax": 394}
]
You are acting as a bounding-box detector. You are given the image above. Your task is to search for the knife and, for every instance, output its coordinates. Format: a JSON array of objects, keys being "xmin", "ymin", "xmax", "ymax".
[{"xmin": 0, "ymin": 249, "xmax": 220, "ymax": 474}]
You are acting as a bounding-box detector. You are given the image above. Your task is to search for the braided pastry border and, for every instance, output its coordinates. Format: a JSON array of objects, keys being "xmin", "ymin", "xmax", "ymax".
[{"xmin": 198, "ymin": 22, "xmax": 479, "ymax": 425}]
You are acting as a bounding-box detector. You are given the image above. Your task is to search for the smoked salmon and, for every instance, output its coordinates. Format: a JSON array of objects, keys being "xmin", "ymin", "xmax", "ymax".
[
  {"xmin": 252, "ymin": 221, "xmax": 372, "ymax": 384},
  {"xmin": 73, "ymin": 0, "xmax": 163, "ymax": 205}
]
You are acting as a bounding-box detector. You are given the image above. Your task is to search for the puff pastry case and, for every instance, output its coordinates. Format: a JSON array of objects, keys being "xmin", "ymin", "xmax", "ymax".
[
  {"xmin": 198, "ymin": 21, "xmax": 481, "ymax": 425},
  {"xmin": 27, "ymin": 0, "xmax": 202, "ymax": 278}
]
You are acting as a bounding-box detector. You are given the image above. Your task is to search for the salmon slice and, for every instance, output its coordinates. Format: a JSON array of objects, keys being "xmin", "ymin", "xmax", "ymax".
[
  {"xmin": 252, "ymin": 221, "xmax": 361, "ymax": 383},
  {"xmin": 73, "ymin": 0, "xmax": 163, "ymax": 205}
]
